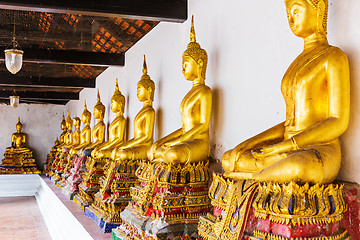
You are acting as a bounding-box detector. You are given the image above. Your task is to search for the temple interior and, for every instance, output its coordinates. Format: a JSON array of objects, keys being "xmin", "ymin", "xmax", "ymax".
[{"xmin": 0, "ymin": 0, "xmax": 360, "ymax": 239}]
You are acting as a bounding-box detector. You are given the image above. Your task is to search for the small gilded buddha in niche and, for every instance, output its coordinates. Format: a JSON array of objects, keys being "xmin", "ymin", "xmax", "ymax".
[
  {"xmin": 111, "ymin": 56, "xmax": 155, "ymax": 161},
  {"xmin": 222, "ymin": 0, "xmax": 350, "ymax": 184},
  {"xmin": 147, "ymin": 17, "xmax": 212, "ymax": 165},
  {"xmin": 92, "ymin": 79, "xmax": 126, "ymax": 159}
]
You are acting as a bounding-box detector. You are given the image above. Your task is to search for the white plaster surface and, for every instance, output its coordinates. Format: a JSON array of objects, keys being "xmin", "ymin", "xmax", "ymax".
[
  {"xmin": 65, "ymin": 0, "xmax": 360, "ymax": 183},
  {"xmin": 0, "ymin": 104, "xmax": 64, "ymax": 169}
]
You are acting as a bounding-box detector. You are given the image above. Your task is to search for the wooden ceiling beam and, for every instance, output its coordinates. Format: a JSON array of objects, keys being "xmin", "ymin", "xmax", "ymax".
[
  {"xmin": 0, "ymin": 75, "xmax": 95, "ymax": 88},
  {"xmin": 0, "ymin": 47, "xmax": 125, "ymax": 67},
  {"xmin": 0, "ymin": 90, "xmax": 79, "ymax": 101},
  {"xmin": 0, "ymin": 99, "xmax": 69, "ymax": 105},
  {"xmin": 0, "ymin": 0, "xmax": 187, "ymax": 22}
]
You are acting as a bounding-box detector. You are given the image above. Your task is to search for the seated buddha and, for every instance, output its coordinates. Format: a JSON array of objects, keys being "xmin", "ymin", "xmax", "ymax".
[
  {"xmin": 222, "ymin": 0, "xmax": 350, "ymax": 184},
  {"xmin": 147, "ymin": 17, "xmax": 212, "ymax": 165},
  {"xmin": 1, "ymin": 118, "xmax": 40, "ymax": 174},
  {"xmin": 83, "ymin": 90, "xmax": 106, "ymax": 157},
  {"xmin": 70, "ymin": 101, "xmax": 92, "ymax": 155},
  {"xmin": 111, "ymin": 56, "xmax": 155, "ymax": 162},
  {"xmin": 5, "ymin": 117, "xmax": 31, "ymax": 154},
  {"xmin": 92, "ymin": 79, "xmax": 126, "ymax": 159}
]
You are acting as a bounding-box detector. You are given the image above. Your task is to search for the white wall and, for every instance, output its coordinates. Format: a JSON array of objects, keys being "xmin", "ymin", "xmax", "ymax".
[
  {"xmin": 65, "ymin": 0, "xmax": 360, "ymax": 183},
  {"xmin": 0, "ymin": 104, "xmax": 64, "ymax": 169}
]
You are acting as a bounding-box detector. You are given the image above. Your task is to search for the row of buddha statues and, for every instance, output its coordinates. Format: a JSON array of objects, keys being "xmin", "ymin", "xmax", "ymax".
[
  {"xmin": 0, "ymin": 118, "xmax": 40, "ymax": 174},
  {"xmin": 46, "ymin": 0, "xmax": 352, "ymax": 238}
]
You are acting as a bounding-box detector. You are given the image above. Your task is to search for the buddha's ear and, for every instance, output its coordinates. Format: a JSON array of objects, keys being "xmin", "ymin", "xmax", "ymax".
[
  {"xmin": 197, "ymin": 59, "xmax": 204, "ymax": 68},
  {"xmin": 316, "ymin": 0, "xmax": 326, "ymax": 33}
]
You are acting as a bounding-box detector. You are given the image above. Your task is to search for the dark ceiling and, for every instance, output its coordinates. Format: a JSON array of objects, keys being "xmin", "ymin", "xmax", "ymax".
[{"xmin": 0, "ymin": 0, "xmax": 187, "ymax": 105}]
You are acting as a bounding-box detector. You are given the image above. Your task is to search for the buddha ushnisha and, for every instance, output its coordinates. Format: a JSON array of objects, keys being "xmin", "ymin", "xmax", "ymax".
[
  {"xmin": 147, "ymin": 16, "xmax": 212, "ymax": 164},
  {"xmin": 222, "ymin": 0, "xmax": 350, "ymax": 184},
  {"xmin": 91, "ymin": 79, "xmax": 126, "ymax": 159}
]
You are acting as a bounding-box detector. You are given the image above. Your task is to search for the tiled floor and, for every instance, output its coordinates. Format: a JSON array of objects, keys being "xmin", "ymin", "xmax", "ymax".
[
  {"xmin": 42, "ymin": 177, "xmax": 112, "ymax": 240},
  {"xmin": 0, "ymin": 196, "xmax": 51, "ymax": 240}
]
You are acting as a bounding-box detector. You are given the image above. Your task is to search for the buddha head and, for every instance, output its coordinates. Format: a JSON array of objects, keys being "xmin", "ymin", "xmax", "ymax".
[
  {"xmin": 61, "ymin": 113, "xmax": 66, "ymax": 131},
  {"xmin": 285, "ymin": 0, "xmax": 328, "ymax": 38},
  {"xmin": 82, "ymin": 100, "xmax": 92, "ymax": 125},
  {"xmin": 55, "ymin": 138, "xmax": 59, "ymax": 145},
  {"xmin": 137, "ymin": 56, "xmax": 155, "ymax": 102},
  {"xmin": 65, "ymin": 111, "xmax": 73, "ymax": 130},
  {"xmin": 111, "ymin": 79, "xmax": 125, "ymax": 114},
  {"xmin": 182, "ymin": 16, "xmax": 208, "ymax": 81},
  {"xmin": 94, "ymin": 90, "xmax": 105, "ymax": 120},
  {"xmin": 73, "ymin": 117, "xmax": 81, "ymax": 129},
  {"xmin": 16, "ymin": 117, "xmax": 22, "ymax": 133}
]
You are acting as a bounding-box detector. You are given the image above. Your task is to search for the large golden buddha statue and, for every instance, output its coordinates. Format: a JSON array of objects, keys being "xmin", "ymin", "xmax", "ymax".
[
  {"xmin": 91, "ymin": 80, "xmax": 126, "ymax": 159},
  {"xmin": 111, "ymin": 57, "xmax": 155, "ymax": 162},
  {"xmin": 0, "ymin": 118, "xmax": 40, "ymax": 174},
  {"xmin": 73, "ymin": 91, "xmax": 107, "ymax": 208},
  {"xmin": 85, "ymin": 57, "xmax": 155, "ymax": 232},
  {"xmin": 147, "ymin": 20, "xmax": 211, "ymax": 165},
  {"xmin": 62, "ymin": 102, "xmax": 92, "ymax": 198},
  {"xmin": 199, "ymin": 1, "xmax": 350, "ymax": 239},
  {"xmin": 71, "ymin": 101, "xmax": 92, "ymax": 155},
  {"xmin": 83, "ymin": 90, "xmax": 106, "ymax": 156},
  {"xmin": 115, "ymin": 17, "xmax": 212, "ymax": 239},
  {"xmin": 222, "ymin": 0, "xmax": 350, "ymax": 185}
]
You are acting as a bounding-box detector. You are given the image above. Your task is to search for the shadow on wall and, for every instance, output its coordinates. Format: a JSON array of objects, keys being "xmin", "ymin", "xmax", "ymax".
[
  {"xmin": 210, "ymin": 87, "xmax": 224, "ymax": 162},
  {"xmin": 156, "ymin": 108, "xmax": 163, "ymax": 141}
]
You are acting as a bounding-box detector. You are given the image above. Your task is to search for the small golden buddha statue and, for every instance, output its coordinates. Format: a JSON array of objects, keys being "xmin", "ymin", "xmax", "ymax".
[
  {"xmin": 59, "ymin": 113, "xmax": 67, "ymax": 145},
  {"xmin": 9, "ymin": 118, "xmax": 27, "ymax": 150},
  {"xmin": 1, "ymin": 117, "xmax": 40, "ymax": 174},
  {"xmin": 111, "ymin": 56, "xmax": 155, "ymax": 161},
  {"xmin": 92, "ymin": 79, "xmax": 126, "ymax": 159},
  {"xmin": 83, "ymin": 90, "xmax": 106, "ymax": 156},
  {"xmin": 71, "ymin": 117, "xmax": 81, "ymax": 147},
  {"xmin": 56, "ymin": 112, "xmax": 73, "ymax": 150},
  {"xmin": 148, "ymin": 16, "xmax": 212, "ymax": 165},
  {"xmin": 222, "ymin": 0, "xmax": 350, "ymax": 184},
  {"xmin": 71, "ymin": 101, "xmax": 92, "ymax": 155}
]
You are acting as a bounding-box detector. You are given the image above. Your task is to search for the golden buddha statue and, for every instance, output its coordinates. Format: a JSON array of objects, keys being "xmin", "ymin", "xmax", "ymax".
[
  {"xmin": 222, "ymin": 0, "xmax": 350, "ymax": 185},
  {"xmin": 85, "ymin": 56, "xmax": 155, "ymax": 232},
  {"xmin": 148, "ymin": 17, "xmax": 212, "ymax": 165},
  {"xmin": 71, "ymin": 101, "xmax": 92, "ymax": 155},
  {"xmin": 0, "ymin": 117, "xmax": 40, "ymax": 174},
  {"xmin": 92, "ymin": 79, "xmax": 126, "ymax": 159},
  {"xmin": 111, "ymin": 56, "xmax": 155, "ymax": 161},
  {"xmin": 116, "ymin": 17, "xmax": 211, "ymax": 238},
  {"xmin": 199, "ymin": 2, "xmax": 350, "ymax": 239},
  {"xmin": 83, "ymin": 90, "xmax": 106, "ymax": 156},
  {"xmin": 59, "ymin": 114, "xmax": 67, "ymax": 145},
  {"xmin": 7, "ymin": 118, "xmax": 28, "ymax": 153}
]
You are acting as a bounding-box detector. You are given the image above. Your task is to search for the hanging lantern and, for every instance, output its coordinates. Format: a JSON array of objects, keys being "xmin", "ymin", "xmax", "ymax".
[
  {"xmin": 10, "ymin": 95, "xmax": 20, "ymax": 108},
  {"xmin": 4, "ymin": 48, "xmax": 23, "ymax": 74}
]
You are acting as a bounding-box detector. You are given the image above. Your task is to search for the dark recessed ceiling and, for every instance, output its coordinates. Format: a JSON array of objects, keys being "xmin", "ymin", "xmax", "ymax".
[{"xmin": 0, "ymin": 0, "xmax": 187, "ymax": 105}]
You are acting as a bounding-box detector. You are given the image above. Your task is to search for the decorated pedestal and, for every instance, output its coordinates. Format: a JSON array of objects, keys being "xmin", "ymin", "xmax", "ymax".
[
  {"xmin": 84, "ymin": 158, "xmax": 139, "ymax": 233},
  {"xmin": 73, "ymin": 156, "xmax": 106, "ymax": 209},
  {"xmin": 112, "ymin": 160, "xmax": 211, "ymax": 240},
  {"xmin": 0, "ymin": 150, "xmax": 40, "ymax": 174},
  {"xmin": 57, "ymin": 154, "xmax": 76, "ymax": 189},
  {"xmin": 198, "ymin": 174, "xmax": 350, "ymax": 240},
  {"xmin": 62, "ymin": 155, "xmax": 87, "ymax": 199}
]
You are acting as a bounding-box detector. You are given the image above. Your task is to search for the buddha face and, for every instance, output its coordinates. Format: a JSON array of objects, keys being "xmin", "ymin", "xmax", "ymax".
[
  {"xmin": 16, "ymin": 124, "xmax": 22, "ymax": 133},
  {"xmin": 82, "ymin": 113, "xmax": 90, "ymax": 125},
  {"xmin": 137, "ymin": 84, "xmax": 150, "ymax": 102},
  {"xmin": 111, "ymin": 98, "xmax": 121, "ymax": 113},
  {"xmin": 182, "ymin": 57, "xmax": 200, "ymax": 81},
  {"xmin": 73, "ymin": 118, "xmax": 80, "ymax": 128},
  {"xmin": 285, "ymin": 0, "xmax": 317, "ymax": 38}
]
